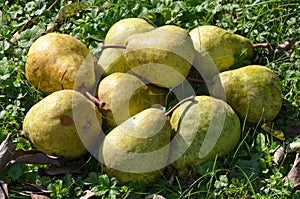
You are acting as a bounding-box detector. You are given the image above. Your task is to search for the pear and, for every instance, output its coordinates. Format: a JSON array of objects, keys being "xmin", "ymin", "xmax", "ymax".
[
  {"xmin": 100, "ymin": 108, "xmax": 172, "ymax": 184},
  {"xmin": 23, "ymin": 90, "xmax": 102, "ymax": 160},
  {"xmin": 189, "ymin": 25, "xmax": 253, "ymax": 73},
  {"xmin": 104, "ymin": 18, "xmax": 155, "ymax": 45},
  {"xmin": 210, "ymin": 65, "xmax": 282, "ymax": 124},
  {"xmin": 98, "ymin": 18, "xmax": 155, "ymax": 76},
  {"xmin": 25, "ymin": 33, "xmax": 95, "ymax": 94},
  {"xmin": 169, "ymin": 96, "xmax": 241, "ymax": 174},
  {"xmin": 123, "ymin": 25, "xmax": 195, "ymax": 88},
  {"xmin": 96, "ymin": 72, "xmax": 167, "ymax": 130}
]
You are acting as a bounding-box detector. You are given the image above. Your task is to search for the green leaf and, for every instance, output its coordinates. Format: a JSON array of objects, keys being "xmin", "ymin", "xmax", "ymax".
[
  {"xmin": 48, "ymin": 179, "xmax": 71, "ymax": 199},
  {"xmin": 7, "ymin": 164, "xmax": 23, "ymax": 180},
  {"xmin": 83, "ymin": 172, "xmax": 100, "ymax": 185},
  {"xmin": 18, "ymin": 25, "xmax": 45, "ymax": 48},
  {"xmin": 91, "ymin": 185, "xmax": 109, "ymax": 196},
  {"xmin": 256, "ymin": 133, "xmax": 266, "ymax": 152},
  {"xmin": 214, "ymin": 175, "xmax": 228, "ymax": 189}
]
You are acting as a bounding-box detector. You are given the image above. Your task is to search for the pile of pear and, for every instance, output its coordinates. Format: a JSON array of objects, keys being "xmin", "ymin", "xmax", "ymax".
[{"xmin": 22, "ymin": 18, "xmax": 283, "ymax": 185}]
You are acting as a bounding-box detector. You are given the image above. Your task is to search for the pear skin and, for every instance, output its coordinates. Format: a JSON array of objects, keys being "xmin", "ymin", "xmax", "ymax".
[
  {"xmin": 97, "ymin": 73, "xmax": 167, "ymax": 130},
  {"xmin": 26, "ymin": 33, "xmax": 95, "ymax": 94},
  {"xmin": 104, "ymin": 18, "xmax": 155, "ymax": 45},
  {"xmin": 23, "ymin": 90, "xmax": 102, "ymax": 160},
  {"xmin": 189, "ymin": 25, "xmax": 253, "ymax": 73},
  {"xmin": 124, "ymin": 25, "xmax": 195, "ymax": 88},
  {"xmin": 169, "ymin": 96, "xmax": 241, "ymax": 174},
  {"xmin": 98, "ymin": 18, "xmax": 155, "ymax": 76},
  {"xmin": 211, "ymin": 65, "xmax": 282, "ymax": 124},
  {"xmin": 100, "ymin": 108, "xmax": 172, "ymax": 184}
]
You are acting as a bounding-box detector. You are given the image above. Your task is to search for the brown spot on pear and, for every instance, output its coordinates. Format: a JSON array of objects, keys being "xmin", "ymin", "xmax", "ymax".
[
  {"xmin": 60, "ymin": 115, "xmax": 74, "ymax": 126},
  {"xmin": 23, "ymin": 90, "xmax": 102, "ymax": 160},
  {"xmin": 25, "ymin": 33, "xmax": 95, "ymax": 94}
]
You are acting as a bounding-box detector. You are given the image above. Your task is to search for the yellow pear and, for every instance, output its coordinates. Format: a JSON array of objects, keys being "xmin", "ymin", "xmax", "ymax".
[
  {"xmin": 104, "ymin": 18, "xmax": 155, "ymax": 45},
  {"xmin": 25, "ymin": 33, "xmax": 95, "ymax": 94},
  {"xmin": 97, "ymin": 72, "xmax": 167, "ymax": 130},
  {"xmin": 211, "ymin": 65, "xmax": 282, "ymax": 124},
  {"xmin": 189, "ymin": 25, "xmax": 253, "ymax": 73},
  {"xmin": 97, "ymin": 18, "xmax": 155, "ymax": 76},
  {"xmin": 23, "ymin": 90, "xmax": 102, "ymax": 160},
  {"xmin": 124, "ymin": 25, "xmax": 195, "ymax": 88},
  {"xmin": 100, "ymin": 108, "xmax": 172, "ymax": 184},
  {"xmin": 169, "ymin": 96, "xmax": 241, "ymax": 174}
]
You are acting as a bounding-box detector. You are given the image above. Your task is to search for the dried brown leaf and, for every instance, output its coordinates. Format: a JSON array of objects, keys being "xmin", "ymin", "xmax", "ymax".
[
  {"xmin": 145, "ymin": 194, "xmax": 166, "ymax": 199},
  {"xmin": 287, "ymin": 124, "xmax": 300, "ymax": 138},
  {"xmin": 30, "ymin": 193, "xmax": 51, "ymax": 199},
  {"xmin": 273, "ymin": 146, "xmax": 285, "ymax": 165},
  {"xmin": 0, "ymin": 133, "xmax": 15, "ymax": 171},
  {"xmin": 261, "ymin": 123, "xmax": 285, "ymax": 141},
  {"xmin": 80, "ymin": 190, "xmax": 95, "ymax": 199},
  {"xmin": 286, "ymin": 153, "xmax": 300, "ymax": 187},
  {"xmin": 38, "ymin": 158, "xmax": 86, "ymax": 176},
  {"xmin": 46, "ymin": 3, "xmax": 88, "ymax": 33},
  {"xmin": 55, "ymin": 3, "xmax": 88, "ymax": 23},
  {"xmin": 23, "ymin": 183, "xmax": 51, "ymax": 194},
  {"xmin": 11, "ymin": 149, "xmax": 61, "ymax": 166},
  {"xmin": 285, "ymin": 142, "xmax": 300, "ymax": 153},
  {"xmin": 38, "ymin": 166, "xmax": 82, "ymax": 176},
  {"xmin": 273, "ymin": 38, "xmax": 296, "ymax": 54},
  {"xmin": 0, "ymin": 181, "xmax": 8, "ymax": 199},
  {"xmin": 262, "ymin": 38, "xmax": 297, "ymax": 55},
  {"xmin": 253, "ymin": 38, "xmax": 297, "ymax": 65}
]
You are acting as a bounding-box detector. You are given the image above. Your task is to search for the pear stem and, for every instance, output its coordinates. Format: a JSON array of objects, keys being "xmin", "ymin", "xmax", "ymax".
[
  {"xmin": 101, "ymin": 45, "xmax": 127, "ymax": 50},
  {"xmin": 252, "ymin": 43, "xmax": 269, "ymax": 48},
  {"xmin": 165, "ymin": 95, "xmax": 195, "ymax": 116},
  {"xmin": 85, "ymin": 91, "xmax": 106, "ymax": 109}
]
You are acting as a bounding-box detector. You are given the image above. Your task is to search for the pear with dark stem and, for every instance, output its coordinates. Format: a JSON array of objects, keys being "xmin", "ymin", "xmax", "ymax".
[
  {"xmin": 23, "ymin": 90, "xmax": 102, "ymax": 160},
  {"xmin": 169, "ymin": 95, "xmax": 241, "ymax": 175},
  {"xmin": 87, "ymin": 73, "xmax": 168, "ymax": 131},
  {"xmin": 100, "ymin": 25, "xmax": 195, "ymax": 88},
  {"xmin": 97, "ymin": 18, "xmax": 154, "ymax": 76},
  {"xmin": 100, "ymin": 96, "xmax": 195, "ymax": 185}
]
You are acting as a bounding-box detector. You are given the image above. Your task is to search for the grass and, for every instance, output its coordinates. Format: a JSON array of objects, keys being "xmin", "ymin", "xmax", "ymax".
[{"xmin": 0, "ymin": 0, "xmax": 300, "ymax": 198}]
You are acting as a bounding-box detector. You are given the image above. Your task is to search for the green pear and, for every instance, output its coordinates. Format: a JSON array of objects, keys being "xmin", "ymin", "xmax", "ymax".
[
  {"xmin": 97, "ymin": 18, "xmax": 155, "ymax": 76},
  {"xmin": 123, "ymin": 25, "xmax": 195, "ymax": 88},
  {"xmin": 26, "ymin": 33, "xmax": 95, "ymax": 94},
  {"xmin": 189, "ymin": 25, "xmax": 253, "ymax": 73},
  {"xmin": 169, "ymin": 96, "xmax": 241, "ymax": 174},
  {"xmin": 104, "ymin": 18, "xmax": 155, "ymax": 45},
  {"xmin": 100, "ymin": 108, "xmax": 172, "ymax": 184},
  {"xmin": 23, "ymin": 90, "xmax": 102, "ymax": 160},
  {"xmin": 97, "ymin": 73, "xmax": 167, "ymax": 130},
  {"xmin": 210, "ymin": 65, "xmax": 282, "ymax": 124}
]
